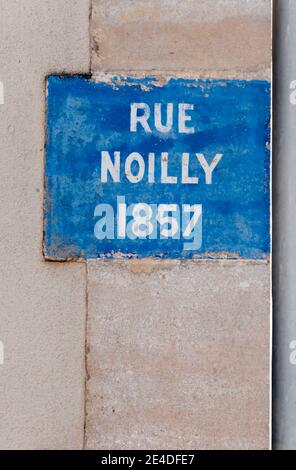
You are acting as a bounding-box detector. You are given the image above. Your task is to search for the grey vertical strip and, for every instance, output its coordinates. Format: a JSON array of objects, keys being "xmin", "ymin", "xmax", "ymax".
[{"xmin": 273, "ymin": 0, "xmax": 296, "ymax": 450}]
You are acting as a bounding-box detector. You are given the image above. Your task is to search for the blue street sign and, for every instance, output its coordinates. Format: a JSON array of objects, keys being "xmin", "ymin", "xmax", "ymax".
[{"xmin": 44, "ymin": 75, "xmax": 270, "ymax": 259}]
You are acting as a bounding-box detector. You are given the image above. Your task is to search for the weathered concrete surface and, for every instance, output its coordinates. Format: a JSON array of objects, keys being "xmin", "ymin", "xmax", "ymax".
[
  {"xmin": 85, "ymin": 260, "xmax": 270, "ymax": 449},
  {"xmin": 0, "ymin": 0, "xmax": 271, "ymax": 451},
  {"xmin": 86, "ymin": 0, "xmax": 271, "ymax": 450},
  {"xmin": 91, "ymin": 0, "xmax": 271, "ymax": 78},
  {"xmin": 0, "ymin": 0, "xmax": 90, "ymax": 449}
]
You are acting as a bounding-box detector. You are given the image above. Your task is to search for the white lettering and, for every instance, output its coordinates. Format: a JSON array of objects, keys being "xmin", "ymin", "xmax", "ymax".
[
  {"xmin": 157, "ymin": 204, "xmax": 179, "ymax": 238},
  {"xmin": 130, "ymin": 103, "xmax": 152, "ymax": 133},
  {"xmin": 94, "ymin": 198, "xmax": 203, "ymax": 251},
  {"xmin": 182, "ymin": 153, "xmax": 198, "ymax": 184},
  {"xmin": 196, "ymin": 153, "xmax": 223, "ymax": 184},
  {"xmin": 154, "ymin": 103, "xmax": 173, "ymax": 133},
  {"xmin": 161, "ymin": 152, "xmax": 177, "ymax": 184},
  {"xmin": 125, "ymin": 152, "xmax": 145, "ymax": 183},
  {"xmin": 117, "ymin": 197, "xmax": 127, "ymax": 238},
  {"xmin": 148, "ymin": 152, "xmax": 155, "ymax": 183},
  {"xmin": 178, "ymin": 103, "xmax": 195, "ymax": 134},
  {"xmin": 101, "ymin": 151, "xmax": 120, "ymax": 183}
]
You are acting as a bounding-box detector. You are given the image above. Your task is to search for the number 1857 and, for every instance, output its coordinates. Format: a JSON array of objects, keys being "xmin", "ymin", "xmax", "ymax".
[{"xmin": 94, "ymin": 197, "xmax": 202, "ymax": 251}]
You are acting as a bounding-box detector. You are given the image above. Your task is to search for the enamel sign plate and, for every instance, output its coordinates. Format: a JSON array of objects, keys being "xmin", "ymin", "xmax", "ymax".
[{"xmin": 44, "ymin": 75, "xmax": 270, "ymax": 260}]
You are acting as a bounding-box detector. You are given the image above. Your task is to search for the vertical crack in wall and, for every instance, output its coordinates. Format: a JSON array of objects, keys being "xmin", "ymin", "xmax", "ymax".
[
  {"xmin": 89, "ymin": 0, "xmax": 94, "ymax": 74},
  {"xmin": 83, "ymin": 261, "xmax": 90, "ymax": 450},
  {"xmin": 83, "ymin": 0, "xmax": 93, "ymax": 449}
]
